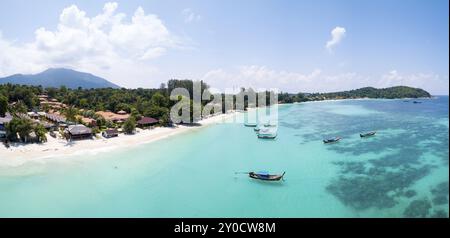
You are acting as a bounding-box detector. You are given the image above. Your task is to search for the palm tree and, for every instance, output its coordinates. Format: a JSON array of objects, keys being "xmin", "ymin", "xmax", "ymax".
[
  {"xmin": 123, "ymin": 117, "xmax": 136, "ymax": 134},
  {"xmin": 64, "ymin": 106, "xmax": 78, "ymax": 123},
  {"xmin": 34, "ymin": 124, "xmax": 47, "ymax": 143},
  {"xmin": 16, "ymin": 118, "xmax": 33, "ymax": 143}
]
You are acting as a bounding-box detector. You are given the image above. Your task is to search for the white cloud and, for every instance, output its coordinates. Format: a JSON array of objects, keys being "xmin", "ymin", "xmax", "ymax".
[
  {"xmin": 201, "ymin": 66, "xmax": 323, "ymax": 92},
  {"xmin": 201, "ymin": 66, "xmax": 448, "ymax": 94},
  {"xmin": 0, "ymin": 2, "xmax": 180, "ymax": 88},
  {"xmin": 380, "ymin": 70, "xmax": 449, "ymax": 95},
  {"xmin": 182, "ymin": 8, "xmax": 201, "ymax": 23},
  {"xmin": 326, "ymin": 26, "xmax": 346, "ymax": 52}
]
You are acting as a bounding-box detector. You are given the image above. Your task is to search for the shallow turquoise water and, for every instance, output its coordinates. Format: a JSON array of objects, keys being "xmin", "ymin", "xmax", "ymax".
[{"xmin": 0, "ymin": 97, "xmax": 448, "ymax": 217}]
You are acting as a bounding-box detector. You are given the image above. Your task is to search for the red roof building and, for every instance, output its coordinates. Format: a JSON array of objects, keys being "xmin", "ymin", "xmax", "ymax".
[{"xmin": 137, "ymin": 117, "xmax": 158, "ymax": 127}]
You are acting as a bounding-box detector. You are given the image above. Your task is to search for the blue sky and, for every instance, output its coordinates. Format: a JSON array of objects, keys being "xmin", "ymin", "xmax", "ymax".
[{"xmin": 0, "ymin": 0, "xmax": 448, "ymax": 94}]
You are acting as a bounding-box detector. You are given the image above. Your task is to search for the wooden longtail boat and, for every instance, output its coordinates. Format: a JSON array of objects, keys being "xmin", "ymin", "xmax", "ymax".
[
  {"xmin": 244, "ymin": 122, "xmax": 257, "ymax": 127},
  {"xmin": 323, "ymin": 137, "xmax": 341, "ymax": 144},
  {"xmin": 249, "ymin": 172, "xmax": 286, "ymax": 181},
  {"xmin": 360, "ymin": 131, "xmax": 376, "ymax": 137},
  {"xmin": 257, "ymin": 128, "xmax": 277, "ymax": 139}
]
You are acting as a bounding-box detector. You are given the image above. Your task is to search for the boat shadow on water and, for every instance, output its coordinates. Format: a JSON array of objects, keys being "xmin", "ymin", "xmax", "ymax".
[{"xmin": 248, "ymin": 179, "xmax": 286, "ymax": 187}]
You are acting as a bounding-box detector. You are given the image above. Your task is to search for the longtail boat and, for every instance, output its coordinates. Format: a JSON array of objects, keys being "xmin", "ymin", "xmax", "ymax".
[
  {"xmin": 360, "ymin": 131, "xmax": 376, "ymax": 138},
  {"xmin": 249, "ymin": 171, "xmax": 285, "ymax": 181},
  {"xmin": 323, "ymin": 137, "xmax": 341, "ymax": 144},
  {"xmin": 257, "ymin": 127, "xmax": 277, "ymax": 139},
  {"xmin": 244, "ymin": 122, "xmax": 257, "ymax": 127}
]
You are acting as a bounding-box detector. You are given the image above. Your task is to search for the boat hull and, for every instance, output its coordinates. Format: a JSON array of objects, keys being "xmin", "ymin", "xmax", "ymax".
[
  {"xmin": 323, "ymin": 138, "xmax": 341, "ymax": 143},
  {"xmin": 360, "ymin": 132, "xmax": 376, "ymax": 137},
  {"xmin": 257, "ymin": 133, "xmax": 277, "ymax": 139},
  {"xmin": 249, "ymin": 172, "xmax": 285, "ymax": 181}
]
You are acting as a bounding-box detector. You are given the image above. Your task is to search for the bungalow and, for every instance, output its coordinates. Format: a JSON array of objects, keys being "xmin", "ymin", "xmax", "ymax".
[
  {"xmin": 137, "ymin": 117, "xmax": 159, "ymax": 128},
  {"xmin": 40, "ymin": 121, "xmax": 56, "ymax": 131},
  {"xmin": 65, "ymin": 124, "xmax": 92, "ymax": 140},
  {"xmin": 77, "ymin": 116, "xmax": 97, "ymax": 127},
  {"xmin": 0, "ymin": 113, "xmax": 13, "ymax": 140},
  {"xmin": 102, "ymin": 128, "xmax": 119, "ymax": 138},
  {"xmin": 39, "ymin": 96, "xmax": 67, "ymax": 110},
  {"xmin": 27, "ymin": 112, "xmax": 40, "ymax": 119},
  {"xmin": 96, "ymin": 111, "xmax": 130, "ymax": 123},
  {"xmin": 46, "ymin": 113, "xmax": 67, "ymax": 124},
  {"xmin": 38, "ymin": 95, "xmax": 48, "ymax": 100}
]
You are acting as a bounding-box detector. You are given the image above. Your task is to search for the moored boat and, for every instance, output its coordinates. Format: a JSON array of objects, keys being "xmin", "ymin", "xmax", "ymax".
[
  {"xmin": 360, "ymin": 131, "xmax": 376, "ymax": 137},
  {"xmin": 257, "ymin": 127, "xmax": 277, "ymax": 139},
  {"xmin": 323, "ymin": 137, "xmax": 341, "ymax": 143},
  {"xmin": 249, "ymin": 171, "xmax": 286, "ymax": 181},
  {"xmin": 244, "ymin": 122, "xmax": 257, "ymax": 127},
  {"xmin": 263, "ymin": 121, "xmax": 277, "ymax": 127}
]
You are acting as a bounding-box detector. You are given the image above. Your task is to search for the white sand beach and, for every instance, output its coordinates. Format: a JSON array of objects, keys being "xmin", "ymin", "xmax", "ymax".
[{"xmin": 0, "ymin": 112, "xmax": 240, "ymax": 168}]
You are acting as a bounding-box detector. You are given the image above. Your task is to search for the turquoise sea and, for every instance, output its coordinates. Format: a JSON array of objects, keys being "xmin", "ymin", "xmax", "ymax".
[{"xmin": 0, "ymin": 97, "xmax": 448, "ymax": 218}]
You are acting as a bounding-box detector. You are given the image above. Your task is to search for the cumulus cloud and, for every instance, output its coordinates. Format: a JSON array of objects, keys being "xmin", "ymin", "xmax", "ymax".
[
  {"xmin": 201, "ymin": 66, "xmax": 322, "ymax": 93},
  {"xmin": 326, "ymin": 26, "xmax": 346, "ymax": 52},
  {"xmin": 201, "ymin": 66, "xmax": 448, "ymax": 94},
  {"xmin": 0, "ymin": 2, "xmax": 180, "ymax": 88},
  {"xmin": 182, "ymin": 8, "xmax": 201, "ymax": 23},
  {"xmin": 380, "ymin": 70, "xmax": 449, "ymax": 95}
]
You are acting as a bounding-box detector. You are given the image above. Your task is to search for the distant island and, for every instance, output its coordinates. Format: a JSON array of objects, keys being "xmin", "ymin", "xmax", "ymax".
[
  {"xmin": 0, "ymin": 68, "xmax": 120, "ymax": 89},
  {"xmin": 278, "ymin": 86, "xmax": 431, "ymax": 103}
]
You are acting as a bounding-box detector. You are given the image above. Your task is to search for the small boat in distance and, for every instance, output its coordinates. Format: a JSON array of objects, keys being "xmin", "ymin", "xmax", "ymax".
[
  {"xmin": 249, "ymin": 171, "xmax": 286, "ymax": 181},
  {"xmin": 264, "ymin": 121, "xmax": 277, "ymax": 127},
  {"xmin": 257, "ymin": 127, "xmax": 277, "ymax": 139},
  {"xmin": 360, "ymin": 131, "xmax": 376, "ymax": 138},
  {"xmin": 244, "ymin": 122, "xmax": 257, "ymax": 127},
  {"xmin": 323, "ymin": 137, "xmax": 341, "ymax": 144},
  {"xmin": 413, "ymin": 101, "xmax": 422, "ymax": 104}
]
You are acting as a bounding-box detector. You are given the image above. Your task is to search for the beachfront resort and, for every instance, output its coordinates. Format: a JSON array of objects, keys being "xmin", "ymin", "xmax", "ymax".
[
  {"xmin": 1, "ymin": 93, "xmax": 162, "ymax": 144},
  {"xmin": 1, "ymin": 83, "xmax": 432, "ymax": 151}
]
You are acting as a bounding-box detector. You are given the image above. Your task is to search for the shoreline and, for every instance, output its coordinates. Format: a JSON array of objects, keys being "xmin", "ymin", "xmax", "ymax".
[
  {"xmin": 0, "ymin": 96, "xmax": 443, "ymax": 168},
  {"xmin": 0, "ymin": 112, "xmax": 240, "ymax": 168},
  {"xmin": 290, "ymin": 96, "xmax": 437, "ymax": 105}
]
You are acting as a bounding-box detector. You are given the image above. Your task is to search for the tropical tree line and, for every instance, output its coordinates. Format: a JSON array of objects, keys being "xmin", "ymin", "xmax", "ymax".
[
  {"xmin": 1, "ymin": 82, "xmax": 431, "ymax": 144},
  {"xmin": 277, "ymin": 86, "xmax": 431, "ymax": 103},
  {"xmin": 3, "ymin": 117, "xmax": 47, "ymax": 143}
]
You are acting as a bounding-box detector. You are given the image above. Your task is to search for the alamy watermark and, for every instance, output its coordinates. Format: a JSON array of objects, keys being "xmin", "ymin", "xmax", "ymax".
[{"xmin": 169, "ymin": 82, "xmax": 279, "ymax": 125}]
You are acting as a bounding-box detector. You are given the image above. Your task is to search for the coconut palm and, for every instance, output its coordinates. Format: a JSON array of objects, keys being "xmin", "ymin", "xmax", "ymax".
[
  {"xmin": 64, "ymin": 106, "xmax": 78, "ymax": 123},
  {"xmin": 34, "ymin": 124, "xmax": 47, "ymax": 143}
]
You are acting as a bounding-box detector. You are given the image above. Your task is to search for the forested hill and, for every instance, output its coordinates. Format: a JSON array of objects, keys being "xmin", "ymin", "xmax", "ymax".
[
  {"xmin": 322, "ymin": 86, "xmax": 431, "ymax": 99},
  {"xmin": 0, "ymin": 68, "xmax": 120, "ymax": 89},
  {"xmin": 278, "ymin": 86, "xmax": 432, "ymax": 103}
]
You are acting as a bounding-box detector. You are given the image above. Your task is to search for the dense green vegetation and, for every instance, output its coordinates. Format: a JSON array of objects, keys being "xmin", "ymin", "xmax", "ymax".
[
  {"xmin": 0, "ymin": 94, "xmax": 7, "ymax": 117},
  {"xmin": 278, "ymin": 86, "xmax": 431, "ymax": 103},
  {"xmin": 4, "ymin": 117, "xmax": 47, "ymax": 143},
  {"xmin": 0, "ymin": 84, "xmax": 40, "ymax": 111},
  {"xmin": 123, "ymin": 117, "xmax": 136, "ymax": 134},
  {"xmin": 1, "ymin": 82, "xmax": 431, "ymax": 145}
]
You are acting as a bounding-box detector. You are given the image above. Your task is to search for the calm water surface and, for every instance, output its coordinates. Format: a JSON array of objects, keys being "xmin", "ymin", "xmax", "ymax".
[{"xmin": 0, "ymin": 97, "xmax": 448, "ymax": 217}]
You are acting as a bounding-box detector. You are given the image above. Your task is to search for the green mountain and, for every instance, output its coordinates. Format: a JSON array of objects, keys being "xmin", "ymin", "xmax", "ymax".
[{"xmin": 0, "ymin": 68, "xmax": 120, "ymax": 89}]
